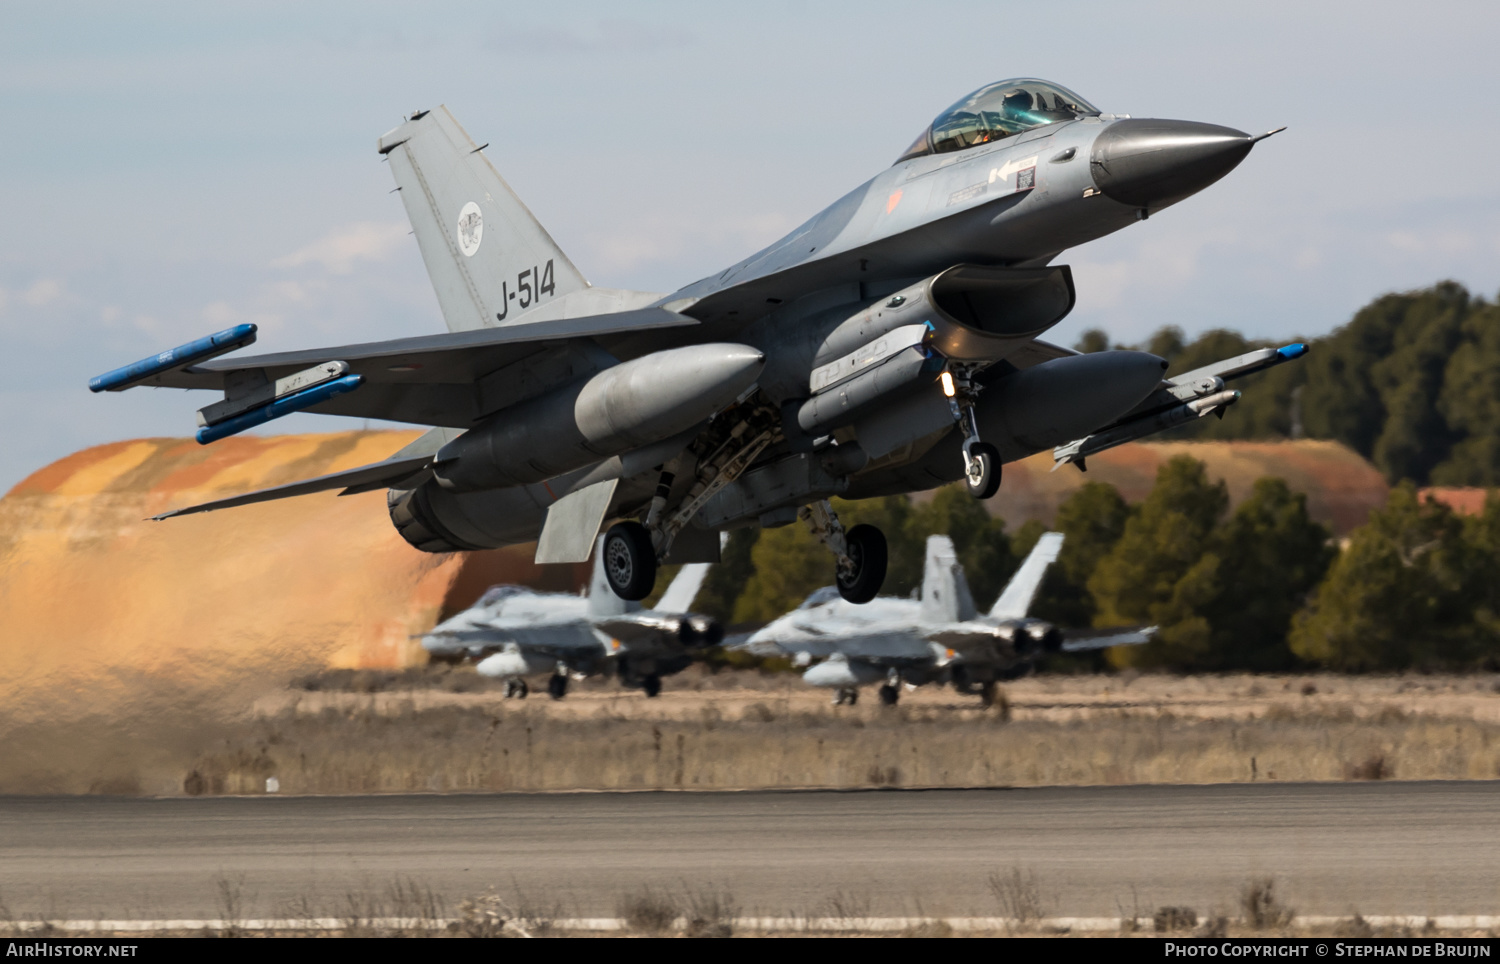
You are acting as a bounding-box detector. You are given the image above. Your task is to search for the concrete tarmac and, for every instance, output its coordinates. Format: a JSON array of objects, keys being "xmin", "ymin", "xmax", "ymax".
[{"xmin": 1, "ymin": 782, "xmax": 1497, "ymax": 920}]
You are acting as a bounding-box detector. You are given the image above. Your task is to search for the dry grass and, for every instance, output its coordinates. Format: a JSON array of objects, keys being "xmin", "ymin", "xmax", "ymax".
[{"xmin": 1, "ymin": 670, "xmax": 1499, "ymax": 796}]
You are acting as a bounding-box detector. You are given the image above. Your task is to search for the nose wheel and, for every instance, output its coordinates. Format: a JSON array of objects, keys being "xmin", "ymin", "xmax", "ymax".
[
  {"xmin": 946, "ymin": 368, "xmax": 1001, "ymax": 500},
  {"xmin": 964, "ymin": 441, "xmax": 1001, "ymax": 499}
]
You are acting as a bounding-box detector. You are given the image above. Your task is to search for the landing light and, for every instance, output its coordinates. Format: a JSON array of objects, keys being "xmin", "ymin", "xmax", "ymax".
[{"xmin": 940, "ymin": 371, "xmax": 956, "ymax": 397}]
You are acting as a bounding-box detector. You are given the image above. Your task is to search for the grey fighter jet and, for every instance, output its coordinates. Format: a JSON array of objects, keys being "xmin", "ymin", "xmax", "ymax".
[
  {"xmin": 742, "ymin": 533, "xmax": 1152, "ymax": 707},
  {"xmin": 91, "ymin": 79, "xmax": 1302, "ymax": 605},
  {"xmin": 422, "ymin": 539, "xmax": 720, "ymax": 698}
]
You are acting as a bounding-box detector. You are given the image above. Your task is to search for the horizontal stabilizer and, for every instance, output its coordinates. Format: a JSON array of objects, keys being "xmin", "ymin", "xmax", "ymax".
[{"xmin": 151, "ymin": 452, "xmax": 432, "ymax": 520}]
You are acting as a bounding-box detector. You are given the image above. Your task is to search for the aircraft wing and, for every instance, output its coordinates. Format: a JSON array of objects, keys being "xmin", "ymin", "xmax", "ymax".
[
  {"xmin": 1053, "ymin": 343, "xmax": 1308, "ymax": 469},
  {"xmin": 989, "ymin": 531, "xmax": 1064, "ymax": 620},
  {"xmin": 1059, "ymin": 626, "xmax": 1156, "ymax": 652},
  {"xmin": 134, "ymin": 308, "xmax": 698, "ymax": 428},
  {"xmin": 654, "ymin": 563, "xmax": 712, "ymax": 614}
]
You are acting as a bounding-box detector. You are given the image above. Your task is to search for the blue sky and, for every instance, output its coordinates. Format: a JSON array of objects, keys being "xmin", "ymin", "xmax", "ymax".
[{"xmin": 2, "ymin": 1, "xmax": 1497, "ymax": 489}]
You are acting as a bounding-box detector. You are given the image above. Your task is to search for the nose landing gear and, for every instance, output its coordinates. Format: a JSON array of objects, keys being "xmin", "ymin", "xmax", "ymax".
[
  {"xmin": 800, "ymin": 500, "xmax": 887, "ymax": 604},
  {"xmin": 945, "ymin": 368, "xmax": 1001, "ymax": 500}
]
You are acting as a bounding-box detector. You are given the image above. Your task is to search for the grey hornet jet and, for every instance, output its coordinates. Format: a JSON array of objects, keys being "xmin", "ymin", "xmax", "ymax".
[
  {"xmin": 741, "ymin": 533, "xmax": 1152, "ymax": 707},
  {"xmin": 422, "ymin": 538, "xmax": 720, "ymax": 698},
  {"xmin": 91, "ymin": 79, "xmax": 1302, "ymax": 604}
]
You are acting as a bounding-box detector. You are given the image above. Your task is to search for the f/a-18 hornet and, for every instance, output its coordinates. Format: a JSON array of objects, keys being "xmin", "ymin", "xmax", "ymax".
[
  {"xmin": 91, "ymin": 79, "xmax": 1304, "ymax": 603},
  {"xmin": 741, "ymin": 532, "xmax": 1151, "ymax": 707},
  {"xmin": 422, "ymin": 538, "xmax": 720, "ymax": 698}
]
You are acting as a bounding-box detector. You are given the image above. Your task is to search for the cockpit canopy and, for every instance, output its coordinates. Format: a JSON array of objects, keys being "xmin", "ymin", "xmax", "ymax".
[{"xmin": 897, "ymin": 79, "xmax": 1100, "ymax": 164}]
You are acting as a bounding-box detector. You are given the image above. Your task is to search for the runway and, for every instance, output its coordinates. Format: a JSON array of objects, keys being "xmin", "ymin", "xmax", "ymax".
[{"xmin": 1, "ymin": 782, "xmax": 1496, "ymax": 921}]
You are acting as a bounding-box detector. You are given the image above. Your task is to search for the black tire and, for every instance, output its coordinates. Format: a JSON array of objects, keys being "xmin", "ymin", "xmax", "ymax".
[
  {"xmin": 979, "ymin": 681, "xmax": 997, "ymax": 708},
  {"xmin": 601, "ymin": 521, "xmax": 657, "ymax": 601},
  {"xmin": 642, "ymin": 675, "xmax": 662, "ymax": 698},
  {"xmin": 965, "ymin": 442, "xmax": 1001, "ymax": 500},
  {"xmin": 836, "ymin": 524, "xmax": 888, "ymax": 604},
  {"xmin": 878, "ymin": 683, "xmax": 900, "ymax": 706},
  {"xmin": 547, "ymin": 674, "xmax": 568, "ymax": 700},
  {"xmin": 506, "ymin": 679, "xmax": 528, "ymax": 699}
]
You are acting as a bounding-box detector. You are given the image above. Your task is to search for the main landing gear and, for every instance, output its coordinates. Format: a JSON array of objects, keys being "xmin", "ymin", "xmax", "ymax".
[
  {"xmin": 878, "ymin": 670, "xmax": 901, "ymax": 707},
  {"xmin": 833, "ymin": 687, "xmax": 860, "ymax": 706},
  {"xmin": 944, "ymin": 368, "xmax": 1001, "ymax": 500},
  {"xmin": 504, "ymin": 679, "xmax": 529, "ymax": 699},
  {"xmin": 547, "ymin": 670, "xmax": 569, "ymax": 700},
  {"xmin": 801, "ymin": 500, "xmax": 887, "ymax": 604},
  {"xmin": 601, "ymin": 520, "xmax": 656, "ymax": 601}
]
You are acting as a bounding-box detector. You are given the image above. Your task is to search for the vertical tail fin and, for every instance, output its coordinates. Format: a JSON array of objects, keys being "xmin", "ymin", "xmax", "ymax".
[
  {"xmin": 378, "ymin": 106, "xmax": 589, "ymax": 332},
  {"xmin": 919, "ymin": 535, "xmax": 978, "ymax": 624},
  {"xmin": 989, "ymin": 531, "xmax": 1064, "ymax": 620},
  {"xmin": 588, "ymin": 535, "xmax": 640, "ymax": 617},
  {"xmin": 655, "ymin": 564, "xmax": 712, "ymax": 614}
]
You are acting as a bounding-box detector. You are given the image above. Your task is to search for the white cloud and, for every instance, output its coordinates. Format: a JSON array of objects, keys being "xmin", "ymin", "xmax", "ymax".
[
  {"xmin": 22, "ymin": 278, "xmax": 63, "ymax": 306},
  {"xmin": 270, "ymin": 221, "xmax": 408, "ymax": 275}
]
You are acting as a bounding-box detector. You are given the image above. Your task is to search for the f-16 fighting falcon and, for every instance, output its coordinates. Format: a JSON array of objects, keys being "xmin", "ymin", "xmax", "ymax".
[
  {"xmin": 422, "ymin": 538, "xmax": 720, "ymax": 698},
  {"xmin": 91, "ymin": 79, "xmax": 1303, "ymax": 604},
  {"xmin": 741, "ymin": 533, "xmax": 1153, "ymax": 707}
]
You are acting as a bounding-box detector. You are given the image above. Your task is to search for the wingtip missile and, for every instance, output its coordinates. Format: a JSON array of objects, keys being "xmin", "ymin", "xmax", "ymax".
[{"xmin": 89, "ymin": 324, "xmax": 257, "ymax": 393}]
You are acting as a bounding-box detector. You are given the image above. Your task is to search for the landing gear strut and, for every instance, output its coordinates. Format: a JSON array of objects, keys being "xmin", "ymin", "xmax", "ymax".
[
  {"xmin": 801, "ymin": 500, "xmax": 887, "ymax": 604},
  {"xmin": 945, "ymin": 368, "xmax": 1001, "ymax": 500}
]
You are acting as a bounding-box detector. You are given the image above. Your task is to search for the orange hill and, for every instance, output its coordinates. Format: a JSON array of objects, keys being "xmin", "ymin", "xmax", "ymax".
[
  {"xmin": 0, "ymin": 432, "xmax": 588, "ymax": 720},
  {"xmin": 984, "ymin": 440, "xmax": 1389, "ymax": 536}
]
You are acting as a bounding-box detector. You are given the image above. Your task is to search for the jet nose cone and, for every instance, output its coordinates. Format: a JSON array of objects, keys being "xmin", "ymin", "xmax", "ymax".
[{"xmin": 1090, "ymin": 119, "xmax": 1255, "ymax": 210}]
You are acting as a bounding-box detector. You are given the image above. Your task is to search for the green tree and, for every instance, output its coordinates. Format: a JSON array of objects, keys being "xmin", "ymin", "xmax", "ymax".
[
  {"xmin": 1289, "ymin": 483, "xmax": 1482, "ymax": 670},
  {"xmin": 1023, "ymin": 481, "xmax": 1130, "ymax": 628},
  {"xmin": 1193, "ymin": 477, "xmax": 1334, "ymax": 669},
  {"xmin": 1074, "ymin": 328, "xmax": 1111, "ymax": 353},
  {"xmin": 692, "ymin": 527, "xmax": 759, "ymax": 624},
  {"xmin": 1432, "ymin": 299, "xmax": 1500, "ymax": 484},
  {"xmin": 1090, "ymin": 457, "xmax": 1228, "ymax": 667}
]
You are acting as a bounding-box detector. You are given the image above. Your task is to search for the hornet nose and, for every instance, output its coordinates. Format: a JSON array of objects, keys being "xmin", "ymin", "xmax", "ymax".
[{"xmin": 1089, "ymin": 119, "xmax": 1258, "ymax": 211}]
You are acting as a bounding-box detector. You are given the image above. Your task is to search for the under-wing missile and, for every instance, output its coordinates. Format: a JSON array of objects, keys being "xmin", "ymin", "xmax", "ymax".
[
  {"xmin": 196, "ymin": 374, "xmax": 365, "ymax": 444},
  {"xmin": 88, "ymin": 324, "xmax": 257, "ymax": 393},
  {"xmin": 1054, "ymin": 388, "xmax": 1239, "ymax": 467},
  {"xmin": 433, "ymin": 343, "xmax": 764, "ymax": 491},
  {"xmin": 1052, "ymin": 342, "xmax": 1308, "ymax": 469}
]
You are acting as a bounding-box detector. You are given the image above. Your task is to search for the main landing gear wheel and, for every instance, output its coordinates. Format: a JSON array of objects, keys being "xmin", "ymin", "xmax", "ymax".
[
  {"xmin": 965, "ymin": 442, "xmax": 1001, "ymax": 500},
  {"xmin": 505, "ymin": 679, "xmax": 529, "ymax": 699},
  {"xmin": 547, "ymin": 674, "xmax": 569, "ymax": 700},
  {"xmin": 834, "ymin": 687, "xmax": 859, "ymax": 706},
  {"xmin": 836, "ymin": 524, "xmax": 888, "ymax": 604},
  {"xmin": 642, "ymin": 674, "xmax": 662, "ymax": 698},
  {"xmin": 979, "ymin": 681, "xmax": 997, "ymax": 708},
  {"xmin": 602, "ymin": 521, "xmax": 656, "ymax": 601},
  {"xmin": 878, "ymin": 683, "xmax": 900, "ymax": 706}
]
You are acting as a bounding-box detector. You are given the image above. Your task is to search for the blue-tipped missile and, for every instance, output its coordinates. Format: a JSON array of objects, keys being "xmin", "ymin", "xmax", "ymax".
[
  {"xmin": 196, "ymin": 374, "xmax": 364, "ymax": 445},
  {"xmin": 89, "ymin": 324, "xmax": 258, "ymax": 393}
]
